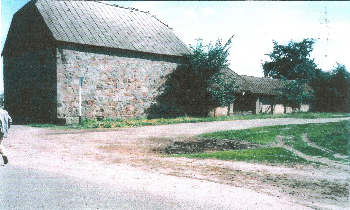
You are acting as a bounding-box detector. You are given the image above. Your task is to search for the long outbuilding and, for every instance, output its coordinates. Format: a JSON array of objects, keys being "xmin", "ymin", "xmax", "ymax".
[{"xmin": 213, "ymin": 68, "xmax": 312, "ymax": 116}]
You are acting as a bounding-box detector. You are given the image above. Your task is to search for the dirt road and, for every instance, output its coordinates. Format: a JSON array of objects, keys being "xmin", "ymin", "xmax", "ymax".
[{"xmin": 1, "ymin": 117, "xmax": 349, "ymax": 209}]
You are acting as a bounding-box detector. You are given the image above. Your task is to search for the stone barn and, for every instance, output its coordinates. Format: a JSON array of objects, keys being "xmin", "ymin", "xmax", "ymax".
[{"xmin": 2, "ymin": 0, "xmax": 190, "ymax": 124}]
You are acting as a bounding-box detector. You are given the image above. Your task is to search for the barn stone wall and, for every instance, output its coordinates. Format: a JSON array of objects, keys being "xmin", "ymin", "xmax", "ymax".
[{"xmin": 56, "ymin": 46, "xmax": 181, "ymax": 122}]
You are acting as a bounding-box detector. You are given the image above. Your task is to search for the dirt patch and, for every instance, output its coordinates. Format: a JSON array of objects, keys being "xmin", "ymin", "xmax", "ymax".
[{"xmin": 153, "ymin": 137, "xmax": 265, "ymax": 154}]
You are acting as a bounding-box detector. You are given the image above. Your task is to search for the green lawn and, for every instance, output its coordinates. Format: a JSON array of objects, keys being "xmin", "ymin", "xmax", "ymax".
[
  {"xmin": 199, "ymin": 125, "xmax": 286, "ymax": 144},
  {"xmin": 174, "ymin": 147, "xmax": 308, "ymax": 164},
  {"xmin": 181, "ymin": 120, "xmax": 349, "ymax": 164},
  {"xmin": 306, "ymin": 121, "xmax": 350, "ymax": 155}
]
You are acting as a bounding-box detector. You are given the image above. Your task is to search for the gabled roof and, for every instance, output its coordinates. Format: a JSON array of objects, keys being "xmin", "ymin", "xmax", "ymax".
[
  {"xmin": 4, "ymin": 0, "xmax": 191, "ymax": 56},
  {"xmin": 224, "ymin": 68, "xmax": 314, "ymax": 96},
  {"xmin": 239, "ymin": 75, "xmax": 286, "ymax": 95},
  {"xmin": 221, "ymin": 68, "xmax": 287, "ymax": 96}
]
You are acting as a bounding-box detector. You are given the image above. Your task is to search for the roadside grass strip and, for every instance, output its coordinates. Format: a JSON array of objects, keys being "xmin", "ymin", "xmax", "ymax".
[
  {"xmin": 28, "ymin": 112, "xmax": 349, "ymax": 129},
  {"xmin": 173, "ymin": 147, "xmax": 308, "ymax": 164}
]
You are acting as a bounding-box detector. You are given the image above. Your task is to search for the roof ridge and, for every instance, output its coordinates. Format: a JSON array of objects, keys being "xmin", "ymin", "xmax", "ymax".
[
  {"xmin": 97, "ymin": 1, "xmax": 150, "ymax": 14},
  {"xmin": 241, "ymin": 75, "xmax": 281, "ymax": 80},
  {"xmin": 95, "ymin": 1, "xmax": 172, "ymax": 30},
  {"xmin": 4, "ymin": 0, "xmax": 191, "ymax": 57},
  {"xmin": 151, "ymin": 15, "xmax": 172, "ymax": 30}
]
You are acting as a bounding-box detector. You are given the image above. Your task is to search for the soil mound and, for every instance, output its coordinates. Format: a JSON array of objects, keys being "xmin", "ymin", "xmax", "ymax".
[{"xmin": 155, "ymin": 138, "xmax": 264, "ymax": 154}]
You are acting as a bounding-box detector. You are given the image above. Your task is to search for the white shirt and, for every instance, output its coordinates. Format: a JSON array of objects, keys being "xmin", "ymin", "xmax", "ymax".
[{"xmin": 0, "ymin": 109, "xmax": 12, "ymax": 138}]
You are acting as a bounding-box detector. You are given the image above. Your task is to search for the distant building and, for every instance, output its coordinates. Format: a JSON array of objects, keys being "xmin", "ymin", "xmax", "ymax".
[
  {"xmin": 212, "ymin": 68, "xmax": 312, "ymax": 116},
  {"xmin": 2, "ymin": 0, "xmax": 190, "ymax": 123}
]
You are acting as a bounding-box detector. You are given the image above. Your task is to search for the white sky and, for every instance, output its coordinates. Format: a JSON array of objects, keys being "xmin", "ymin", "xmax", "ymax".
[{"xmin": 1, "ymin": 1, "xmax": 350, "ymax": 93}]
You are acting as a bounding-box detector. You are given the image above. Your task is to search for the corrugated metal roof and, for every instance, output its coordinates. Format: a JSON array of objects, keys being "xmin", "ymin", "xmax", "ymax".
[{"xmin": 32, "ymin": 0, "xmax": 190, "ymax": 56}]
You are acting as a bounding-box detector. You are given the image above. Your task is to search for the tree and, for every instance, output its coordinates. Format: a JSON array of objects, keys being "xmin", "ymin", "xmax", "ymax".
[
  {"xmin": 276, "ymin": 80, "xmax": 314, "ymax": 113},
  {"xmin": 208, "ymin": 71, "xmax": 237, "ymax": 116},
  {"xmin": 311, "ymin": 64, "xmax": 350, "ymax": 113},
  {"xmin": 146, "ymin": 37, "xmax": 236, "ymax": 118},
  {"xmin": 331, "ymin": 64, "xmax": 350, "ymax": 112},
  {"xmin": 262, "ymin": 39, "xmax": 320, "ymax": 82}
]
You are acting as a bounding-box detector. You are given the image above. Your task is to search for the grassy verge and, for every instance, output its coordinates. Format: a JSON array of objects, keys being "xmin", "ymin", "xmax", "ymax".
[
  {"xmin": 174, "ymin": 147, "xmax": 308, "ymax": 164},
  {"xmin": 28, "ymin": 112, "xmax": 349, "ymax": 129},
  {"xmin": 183, "ymin": 120, "xmax": 349, "ymax": 163}
]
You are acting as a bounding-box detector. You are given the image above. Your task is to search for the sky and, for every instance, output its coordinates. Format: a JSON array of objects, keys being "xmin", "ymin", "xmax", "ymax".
[{"xmin": 1, "ymin": 0, "xmax": 350, "ymax": 93}]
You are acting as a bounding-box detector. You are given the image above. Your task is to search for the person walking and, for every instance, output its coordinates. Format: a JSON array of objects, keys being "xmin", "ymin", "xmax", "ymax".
[{"xmin": 0, "ymin": 108, "xmax": 12, "ymax": 165}]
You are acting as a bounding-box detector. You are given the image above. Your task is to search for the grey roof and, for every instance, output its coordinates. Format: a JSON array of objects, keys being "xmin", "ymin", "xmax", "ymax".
[
  {"xmin": 210, "ymin": 68, "xmax": 314, "ymax": 96},
  {"xmin": 220, "ymin": 68, "xmax": 249, "ymax": 92},
  {"xmin": 12, "ymin": 0, "xmax": 191, "ymax": 56},
  {"xmin": 221, "ymin": 68, "xmax": 287, "ymax": 96},
  {"xmin": 239, "ymin": 75, "xmax": 286, "ymax": 95}
]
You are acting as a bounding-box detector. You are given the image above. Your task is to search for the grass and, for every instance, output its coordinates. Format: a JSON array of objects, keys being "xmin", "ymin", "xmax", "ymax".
[
  {"xmin": 174, "ymin": 147, "xmax": 308, "ymax": 164},
  {"xmin": 199, "ymin": 125, "xmax": 286, "ymax": 144},
  {"xmin": 28, "ymin": 112, "xmax": 349, "ymax": 129},
  {"xmin": 183, "ymin": 120, "xmax": 350, "ymax": 164},
  {"xmin": 306, "ymin": 121, "xmax": 350, "ymax": 155}
]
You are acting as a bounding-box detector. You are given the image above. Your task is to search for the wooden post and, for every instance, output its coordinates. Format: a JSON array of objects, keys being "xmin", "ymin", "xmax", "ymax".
[
  {"xmin": 79, "ymin": 77, "xmax": 84, "ymax": 125},
  {"xmin": 255, "ymin": 96, "xmax": 260, "ymax": 114},
  {"xmin": 271, "ymin": 97, "xmax": 275, "ymax": 114}
]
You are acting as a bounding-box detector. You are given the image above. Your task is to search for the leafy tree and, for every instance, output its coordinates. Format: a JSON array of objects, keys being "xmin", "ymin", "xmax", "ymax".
[
  {"xmin": 263, "ymin": 39, "xmax": 349, "ymax": 113},
  {"xmin": 331, "ymin": 64, "xmax": 350, "ymax": 112},
  {"xmin": 262, "ymin": 39, "xmax": 321, "ymax": 82},
  {"xmin": 146, "ymin": 37, "xmax": 236, "ymax": 118},
  {"xmin": 311, "ymin": 64, "xmax": 350, "ymax": 113},
  {"xmin": 208, "ymin": 71, "xmax": 237, "ymax": 116},
  {"xmin": 276, "ymin": 80, "xmax": 314, "ymax": 113}
]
